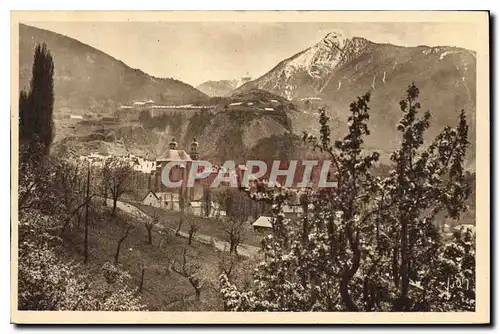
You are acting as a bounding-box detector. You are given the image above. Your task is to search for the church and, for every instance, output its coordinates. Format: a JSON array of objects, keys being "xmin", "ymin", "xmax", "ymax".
[{"xmin": 152, "ymin": 137, "xmax": 206, "ymax": 209}]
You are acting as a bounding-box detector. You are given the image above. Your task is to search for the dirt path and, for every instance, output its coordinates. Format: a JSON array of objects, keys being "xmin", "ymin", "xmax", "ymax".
[{"xmin": 108, "ymin": 199, "xmax": 261, "ymax": 258}]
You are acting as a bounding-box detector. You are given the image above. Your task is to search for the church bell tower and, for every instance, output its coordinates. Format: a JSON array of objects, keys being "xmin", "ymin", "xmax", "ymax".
[
  {"xmin": 190, "ymin": 137, "xmax": 199, "ymax": 160},
  {"xmin": 189, "ymin": 138, "xmax": 200, "ymax": 202}
]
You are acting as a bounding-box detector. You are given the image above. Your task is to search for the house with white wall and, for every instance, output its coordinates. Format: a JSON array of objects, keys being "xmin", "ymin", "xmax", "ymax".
[{"xmin": 142, "ymin": 190, "xmax": 161, "ymax": 207}]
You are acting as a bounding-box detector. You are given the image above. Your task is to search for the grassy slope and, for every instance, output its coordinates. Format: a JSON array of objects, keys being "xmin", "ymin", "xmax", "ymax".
[
  {"xmin": 134, "ymin": 202, "xmax": 263, "ymax": 248},
  {"xmin": 55, "ymin": 185, "xmax": 474, "ymax": 311},
  {"xmin": 60, "ymin": 203, "xmax": 229, "ymax": 311}
]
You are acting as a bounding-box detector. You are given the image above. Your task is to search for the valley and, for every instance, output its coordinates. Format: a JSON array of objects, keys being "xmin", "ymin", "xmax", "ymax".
[
  {"xmin": 19, "ymin": 24, "xmax": 476, "ymax": 168},
  {"xmin": 16, "ymin": 19, "xmax": 479, "ymax": 314}
]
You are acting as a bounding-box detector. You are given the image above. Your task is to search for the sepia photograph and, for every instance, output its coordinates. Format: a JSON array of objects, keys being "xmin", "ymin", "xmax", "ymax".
[{"xmin": 10, "ymin": 10, "xmax": 490, "ymax": 324}]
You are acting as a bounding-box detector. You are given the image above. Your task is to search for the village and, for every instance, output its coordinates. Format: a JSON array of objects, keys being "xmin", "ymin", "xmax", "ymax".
[
  {"xmin": 73, "ymin": 136, "xmax": 316, "ymax": 235},
  {"xmin": 15, "ymin": 16, "xmax": 483, "ymax": 316},
  {"xmin": 72, "ymin": 126, "xmax": 475, "ymax": 245}
]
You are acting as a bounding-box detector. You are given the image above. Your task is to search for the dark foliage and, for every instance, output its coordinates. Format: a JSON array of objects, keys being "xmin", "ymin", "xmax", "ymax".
[{"xmin": 19, "ymin": 43, "xmax": 54, "ymax": 163}]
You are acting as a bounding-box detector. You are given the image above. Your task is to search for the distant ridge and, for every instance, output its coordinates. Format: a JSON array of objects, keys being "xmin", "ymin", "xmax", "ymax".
[
  {"xmin": 19, "ymin": 24, "xmax": 208, "ymax": 113},
  {"xmin": 197, "ymin": 76, "xmax": 252, "ymax": 97},
  {"xmin": 235, "ymin": 30, "xmax": 476, "ymax": 166}
]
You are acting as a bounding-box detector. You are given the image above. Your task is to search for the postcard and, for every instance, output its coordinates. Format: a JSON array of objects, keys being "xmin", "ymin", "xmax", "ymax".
[{"xmin": 11, "ymin": 10, "xmax": 490, "ymax": 324}]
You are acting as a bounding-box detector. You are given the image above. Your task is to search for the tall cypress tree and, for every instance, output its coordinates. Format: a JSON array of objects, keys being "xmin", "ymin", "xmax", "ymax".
[
  {"xmin": 19, "ymin": 43, "xmax": 54, "ymax": 162},
  {"xmin": 19, "ymin": 90, "xmax": 29, "ymax": 145}
]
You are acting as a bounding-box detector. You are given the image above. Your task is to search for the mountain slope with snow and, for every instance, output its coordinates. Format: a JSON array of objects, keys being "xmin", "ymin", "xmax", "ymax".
[
  {"xmin": 238, "ymin": 31, "xmax": 374, "ymax": 100},
  {"xmin": 236, "ymin": 31, "xmax": 476, "ymax": 166},
  {"xmin": 197, "ymin": 76, "xmax": 252, "ymax": 97}
]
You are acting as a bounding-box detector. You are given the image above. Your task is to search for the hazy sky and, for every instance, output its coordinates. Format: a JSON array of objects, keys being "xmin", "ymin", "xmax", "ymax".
[{"xmin": 28, "ymin": 21, "xmax": 478, "ymax": 87}]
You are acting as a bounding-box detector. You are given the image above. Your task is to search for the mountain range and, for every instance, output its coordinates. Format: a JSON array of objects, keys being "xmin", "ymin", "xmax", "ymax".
[
  {"xmin": 237, "ymin": 30, "xmax": 475, "ymax": 105},
  {"xmin": 236, "ymin": 30, "xmax": 476, "ymax": 164},
  {"xmin": 196, "ymin": 76, "xmax": 252, "ymax": 97},
  {"xmin": 18, "ymin": 25, "xmax": 476, "ymax": 167},
  {"xmin": 19, "ymin": 24, "xmax": 207, "ymax": 114}
]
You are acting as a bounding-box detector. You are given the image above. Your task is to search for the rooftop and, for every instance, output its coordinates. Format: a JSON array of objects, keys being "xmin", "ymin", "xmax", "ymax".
[
  {"xmin": 252, "ymin": 216, "xmax": 273, "ymax": 228},
  {"xmin": 157, "ymin": 149, "xmax": 192, "ymax": 162}
]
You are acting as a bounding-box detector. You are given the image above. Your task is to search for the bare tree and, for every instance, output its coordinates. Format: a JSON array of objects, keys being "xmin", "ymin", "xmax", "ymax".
[
  {"xmin": 225, "ymin": 188, "xmax": 253, "ymax": 221},
  {"xmin": 114, "ymin": 226, "xmax": 132, "ymax": 265},
  {"xmin": 187, "ymin": 221, "xmax": 199, "ymax": 245},
  {"xmin": 84, "ymin": 164, "xmax": 91, "ymax": 264},
  {"xmin": 102, "ymin": 157, "xmax": 134, "ymax": 216},
  {"xmin": 218, "ymin": 252, "xmax": 238, "ymax": 280},
  {"xmin": 175, "ymin": 217, "xmax": 183, "ymax": 236},
  {"xmin": 171, "ymin": 248, "xmax": 204, "ymax": 301},
  {"xmin": 50, "ymin": 159, "xmax": 89, "ymax": 236},
  {"xmin": 210, "ymin": 188, "xmax": 227, "ymax": 217},
  {"xmin": 165, "ymin": 257, "xmax": 175, "ymax": 276},
  {"xmin": 138, "ymin": 267, "xmax": 146, "ymax": 293},
  {"xmin": 157, "ymin": 229, "xmax": 170, "ymax": 253},
  {"xmin": 221, "ymin": 217, "xmax": 246, "ymax": 256},
  {"xmin": 145, "ymin": 212, "xmax": 160, "ymax": 244},
  {"xmin": 202, "ymin": 185, "xmax": 211, "ymax": 217},
  {"xmin": 18, "ymin": 156, "xmax": 95, "ymax": 236},
  {"xmin": 221, "ymin": 189, "xmax": 250, "ymax": 255},
  {"xmin": 100, "ymin": 172, "xmax": 109, "ymax": 206}
]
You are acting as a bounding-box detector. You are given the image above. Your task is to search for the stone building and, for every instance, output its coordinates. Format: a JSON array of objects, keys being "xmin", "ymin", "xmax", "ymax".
[{"xmin": 153, "ymin": 138, "xmax": 205, "ymax": 210}]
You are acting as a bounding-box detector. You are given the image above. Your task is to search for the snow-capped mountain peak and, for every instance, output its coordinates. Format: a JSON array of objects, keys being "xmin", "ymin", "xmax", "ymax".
[
  {"xmin": 233, "ymin": 32, "xmax": 475, "ymax": 166},
  {"xmin": 283, "ymin": 31, "xmax": 349, "ymax": 81},
  {"xmin": 321, "ymin": 30, "xmax": 348, "ymax": 50},
  {"xmin": 261, "ymin": 30, "xmax": 368, "ymax": 100},
  {"xmin": 197, "ymin": 75, "xmax": 252, "ymax": 97}
]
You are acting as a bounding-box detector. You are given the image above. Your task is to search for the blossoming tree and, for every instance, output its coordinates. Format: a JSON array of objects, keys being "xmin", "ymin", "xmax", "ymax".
[{"xmin": 219, "ymin": 84, "xmax": 474, "ymax": 312}]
